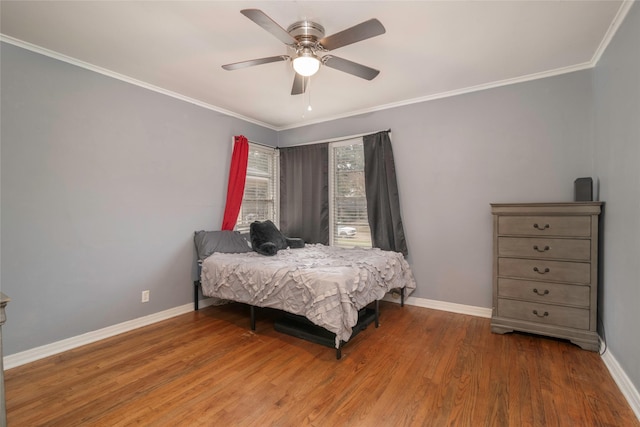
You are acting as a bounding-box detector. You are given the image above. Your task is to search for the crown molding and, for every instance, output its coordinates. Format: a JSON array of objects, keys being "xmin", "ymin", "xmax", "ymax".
[
  {"xmin": 276, "ymin": 61, "xmax": 594, "ymax": 131},
  {"xmin": 591, "ymin": 0, "xmax": 636, "ymax": 65},
  {"xmin": 0, "ymin": 34, "xmax": 278, "ymax": 131},
  {"xmin": 275, "ymin": 0, "xmax": 638, "ymax": 131},
  {"xmin": 2, "ymin": 0, "xmax": 634, "ymax": 132}
]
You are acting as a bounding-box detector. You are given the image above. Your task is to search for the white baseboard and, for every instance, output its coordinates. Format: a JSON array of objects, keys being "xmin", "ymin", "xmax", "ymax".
[
  {"xmin": 601, "ymin": 347, "xmax": 640, "ymax": 421},
  {"xmin": 6, "ymin": 295, "xmax": 639, "ymax": 423},
  {"xmin": 383, "ymin": 294, "xmax": 493, "ymax": 318},
  {"xmin": 391, "ymin": 296, "xmax": 639, "ymax": 421},
  {"xmin": 3, "ymin": 303, "xmax": 186, "ymax": 369},
  {"xmin": 4, "ymin": 295, "xmax": 488, "ymax": 370},
  {"xmin": 3, "ymin": 296, "xmax": 227, "ymax": 370}
]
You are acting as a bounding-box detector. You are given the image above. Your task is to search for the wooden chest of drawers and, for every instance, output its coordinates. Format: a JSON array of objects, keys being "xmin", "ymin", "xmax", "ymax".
[{"xmin": 490, "ymin": 202, "xmax": 602, "ymax": 351}]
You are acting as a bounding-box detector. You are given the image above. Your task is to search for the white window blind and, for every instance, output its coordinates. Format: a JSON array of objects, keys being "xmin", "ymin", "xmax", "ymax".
[
  {"xmin": 329, "ymin": 139, "xmax": 372, "ymax": 248},
  {"xmin": 235, "ymin": 142, "xmax": 279, "ymax": 234}
]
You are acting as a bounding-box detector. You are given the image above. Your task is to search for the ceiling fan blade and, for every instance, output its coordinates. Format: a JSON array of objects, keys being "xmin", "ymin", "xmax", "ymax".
[
  {"xmin": 319, "ymin": 19, "xmax": 385, "ymax": 51},
  {"xmin": 322, "ymin": 55, "xmax": 380, "ymax": 80},
  {"xmin": 291, "ymin": 73, "xmax": 309, "ymax": 95},
  {"xmin": 222, "ymin": 55, "xmax": 289, "ymax": 71},
  {"xmin": 241, "ymin": 9, "xmax": 298, "ymax": 45}
]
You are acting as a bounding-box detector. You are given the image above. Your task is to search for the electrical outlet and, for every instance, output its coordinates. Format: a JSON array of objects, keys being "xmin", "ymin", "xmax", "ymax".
[{"xmin": 141, "ymin": 290, "xmax": 150, "ymax": 303}]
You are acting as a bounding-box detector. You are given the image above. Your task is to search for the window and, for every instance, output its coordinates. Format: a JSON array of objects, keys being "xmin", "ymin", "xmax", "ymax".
[
  {"xmin": 329, "ymin": 139, "xmax": 372, "ymax": 248},
  {"xmin": 235, "ymin": 143, "xmax": 279, "ymax": 234}
]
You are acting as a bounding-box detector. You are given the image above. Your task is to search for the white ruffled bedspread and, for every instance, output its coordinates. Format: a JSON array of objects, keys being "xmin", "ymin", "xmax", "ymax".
[{"xmin": 200, "ymin": 244, "xmax": 416, "ymax": 347}]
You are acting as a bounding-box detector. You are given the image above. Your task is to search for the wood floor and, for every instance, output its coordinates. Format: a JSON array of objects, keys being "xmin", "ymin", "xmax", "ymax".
[{"xmin": 6, "ymin": 302, "xmax": 638, "ymax": 426}]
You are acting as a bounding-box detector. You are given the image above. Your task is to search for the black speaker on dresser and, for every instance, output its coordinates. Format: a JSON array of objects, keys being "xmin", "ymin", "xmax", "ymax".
[{"xmin": 574, "ymin": 177, "xmax": 593, "ymax": 202}]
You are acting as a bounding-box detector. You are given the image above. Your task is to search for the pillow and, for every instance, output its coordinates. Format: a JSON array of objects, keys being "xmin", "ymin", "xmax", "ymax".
[
  {"xmin": 250, "ymin": 220, "xmax": 305, "ymax": 256},
  {"xmin": 250, "ymin": 220, "xmax": 288, "ymax": 256},
  {"xmin": 194, "ymin": 230, "xmax": 252, "ymax": 260}
]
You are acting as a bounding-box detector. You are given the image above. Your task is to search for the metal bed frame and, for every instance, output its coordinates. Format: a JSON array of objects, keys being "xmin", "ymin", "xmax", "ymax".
[{"xmin": 193, "ymin": 267, "xmax": 406, "ymax": 359}]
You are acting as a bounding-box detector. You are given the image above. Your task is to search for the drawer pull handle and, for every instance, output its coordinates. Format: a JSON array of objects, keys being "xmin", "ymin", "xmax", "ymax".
[
  {"xmin": 533, "ymin": 310, "xmax": 549, "ymax": 318},
  {"xmin": 533, "ymin": 245, "xmax": 550, "ymax": 252},
  {"xmin": 533, "ymin": 288, "xmax": 549, "ymax": 296},
  {"xmin": 533, "ymin": 267, "xmax": 550, "ymax": 274},
  {"xmin": 533, "ymin": 223, "xmax": 550, "ymax": 230}
]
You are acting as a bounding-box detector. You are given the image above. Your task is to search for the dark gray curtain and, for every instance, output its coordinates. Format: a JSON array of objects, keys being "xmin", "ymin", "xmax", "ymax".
[
  {"xmin": 279, "ymin": 144, "xmax": 329, "ymax": 245},
  {"xmin": 363, "ymin": 131, "xmax": 408, "ymax": 255}
]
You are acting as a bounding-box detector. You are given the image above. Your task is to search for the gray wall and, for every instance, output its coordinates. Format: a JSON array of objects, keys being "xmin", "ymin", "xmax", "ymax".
[
  {"xmin": 2, "ymin": 6, "xmax": 638, "ymax": 402},
  {"xmin": 0, "ymin": 42, "xmax": 277, "ymax": 354},
  {"xmin": 279, "ymin": 71, "xmax": 595, "ymax": 307},
  {"xmin": 593, "ymin": 2, "xmax": 640, "ymax": 398}
]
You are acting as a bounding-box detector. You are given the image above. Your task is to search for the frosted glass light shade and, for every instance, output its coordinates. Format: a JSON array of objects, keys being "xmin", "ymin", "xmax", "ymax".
[{"xmin": 293, "ymin": 55, "xmax": 320, "ymax": 77}]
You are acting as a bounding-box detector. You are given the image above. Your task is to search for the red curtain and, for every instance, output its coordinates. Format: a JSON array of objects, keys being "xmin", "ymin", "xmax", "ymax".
[{"xmin": 221, "ymin": 135, "xmax": 249, "ymax": 230}]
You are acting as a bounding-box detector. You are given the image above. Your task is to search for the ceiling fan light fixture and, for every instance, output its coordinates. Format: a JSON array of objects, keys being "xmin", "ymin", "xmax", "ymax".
[
  {"xmin": 292, "ymin": 50, "xmax": 320, "ymax": 77},
  {"xmin": 224, "ymin": 10, "xmax": 386, "ymax": 95}
]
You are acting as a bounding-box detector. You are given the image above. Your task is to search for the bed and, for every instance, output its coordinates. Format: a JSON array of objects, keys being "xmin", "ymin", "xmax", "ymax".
[{"xmin": 193, "ymin": 231, "xmax": 416, "ymax": 358}]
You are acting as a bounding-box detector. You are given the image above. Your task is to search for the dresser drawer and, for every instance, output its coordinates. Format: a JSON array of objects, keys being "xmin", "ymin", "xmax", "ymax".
[
  {"xmin": 491, "ymin": 203, "xmax": 602, "ymax": 350},
  {"xmin": 498, "ymin": 258, "xmax": 590, "ymax": 284},
  {"xmin": 498, "ymin": 216, "xmax": 591, "ymax": 237},
  {"xmin": 498, "ymin": 278, "xmax": 590, "ymax": 307},
  {"xmin": 498, "ymin": 237, "xmax": 590, "ymax": 261},
  {"xmin": 497, "ymin": 299, "xmax": 590, "ymax": 330}
]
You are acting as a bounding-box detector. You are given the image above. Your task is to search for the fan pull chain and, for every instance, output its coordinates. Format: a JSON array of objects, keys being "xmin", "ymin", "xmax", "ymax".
[
  {"xmin": 302, "ymin": 77, "xmax": 312, "ymax": 118},
  {"xmin": 307, "ymin": 77, "xmax": 312, "ymax": 111}
]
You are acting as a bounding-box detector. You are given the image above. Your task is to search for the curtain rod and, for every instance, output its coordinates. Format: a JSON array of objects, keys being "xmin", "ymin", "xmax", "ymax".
[
  {"xmin": 233, "ymin": 128, "xmax": 391, "ymax": 149},
  {"xmin": 231, "ymin": 137, "xmax": 277, "ymax": 150},
  {"xmin": 247, "ymin": 139, "xmax": 278, "ymax": 149},
  {"xmin": 280, "ymin": 128, "xmax": 392, "ymax": 147}
]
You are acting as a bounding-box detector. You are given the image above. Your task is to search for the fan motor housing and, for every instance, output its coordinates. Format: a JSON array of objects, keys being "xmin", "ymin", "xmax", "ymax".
[{"xmin": 287, "ymin": 21, "xmax": 325, "ymax": 46}]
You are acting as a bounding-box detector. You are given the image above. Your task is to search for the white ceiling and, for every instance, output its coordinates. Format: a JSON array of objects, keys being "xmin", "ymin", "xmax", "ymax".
[{"xmin": 0, "ymin": 1, "xmax": 631, "ymax": 130}]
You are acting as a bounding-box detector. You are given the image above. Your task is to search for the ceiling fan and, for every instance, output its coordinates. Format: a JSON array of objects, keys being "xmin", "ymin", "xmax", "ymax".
[{"xmin": 222, "ymin": 9, "xmax": 386, "ymax": 95}]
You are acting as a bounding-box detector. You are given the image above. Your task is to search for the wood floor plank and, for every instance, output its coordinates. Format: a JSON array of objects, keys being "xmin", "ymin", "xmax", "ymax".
[{"xmin": 5, "ymin": 302, "xmax": 638, "ymax": 426}]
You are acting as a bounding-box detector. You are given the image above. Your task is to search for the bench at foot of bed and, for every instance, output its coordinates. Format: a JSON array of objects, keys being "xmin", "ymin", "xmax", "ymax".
[{"xmin": 274, "ymin": 302, "xmax": 379, "ymax": 360}]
